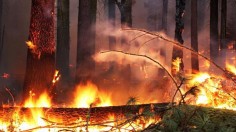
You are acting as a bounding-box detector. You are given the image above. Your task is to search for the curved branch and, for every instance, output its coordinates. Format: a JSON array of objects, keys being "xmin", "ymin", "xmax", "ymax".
[
  {"xmin": 100, "ymin": 50, "xmax": 185, "ymax": 105},
  {"xmin": 122, "ymin": 28, "xmax": 236, "ymax": 85}
]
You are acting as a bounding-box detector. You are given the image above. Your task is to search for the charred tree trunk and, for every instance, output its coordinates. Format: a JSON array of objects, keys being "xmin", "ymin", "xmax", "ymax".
[
  {"xmin": 76, "ymin": 0, "xmax": 97, "ymax": 83},
  {"xmin": 220, "ymin": 0, "xmax": 227, "ymax": 49},
  {"xmin": 210, "ymin": 0, "xmax": 219, "ymax": 62},
  {"xmin": 171, "ymin": 0, "xmax": 185, "ymax": 75},
  {"xmin": 56, "ymin": 0, "xmax": 70, "ymax": 86},
  {"xmin": 108, "ymin": 0, "xmax": 116, "ymax": 50},
  {"xmin": 159, "ymin": 0, "xmax": 168, "ymax": 77},
  {"xmin": 23, "ymin": 0, "xmax": 56, "ymax": 100},
  {"xmin": 0, "ymin": 0, "xmax": 2, "ymax": 63},
  {"xmin": 191, "ymin": 0, "xmax": 199, "ymax": 73},
  {"xmin": 115, "ymin": 0, "xmax": 132, "ymax": 82},
  {"xmin": 162, "ymin": 0, "xmax": 168, "ymax": 33}
]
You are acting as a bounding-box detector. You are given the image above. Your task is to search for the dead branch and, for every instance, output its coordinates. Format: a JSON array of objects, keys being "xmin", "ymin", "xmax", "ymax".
[
  {"xmin": 122, "ymin": 28, "xmax": 236, "ymax": 85},
  {"xmin": 100, "ymin": 50, "xmax": 185, "ymax": 105}
]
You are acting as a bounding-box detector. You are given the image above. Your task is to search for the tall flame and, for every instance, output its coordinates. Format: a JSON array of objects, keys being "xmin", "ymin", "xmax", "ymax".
[{"xmin": 73, "ymin": 82, "xmax": 112, "ymax": 108}]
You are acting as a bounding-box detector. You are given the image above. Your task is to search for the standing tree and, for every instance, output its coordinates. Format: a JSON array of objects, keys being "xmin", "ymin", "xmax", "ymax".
[
  {"xmin": 56, "ymin": 0, "xmax": 70, "ymax": 85},
  {"xmin": 220, "ymin": 0, "xmax": 227, "ymax": 49},
  {"xmin": 210, "ymin": 0, "xmax": 219, "ymax": 63},
  {"xmin": 114, "ymin": 0, "xmax": 132, "ymax": 82},
  {"xmin": 76, "ymin": 0, "xmax": 97, "ymax": 83},
  {"xmin": 191, "ymin": 0, "xmax": 199, "ymax": 73},
  {"xmin": 115, "ymin": 0, "xmax": 132, "ymax": 28},
  {"xmin": 0, "ymin": 0, "xmax": 3, "ymax": 63},
  {"xmin": 172, "ymin": 0, "xmax": 185, "ymax": 75},
  {"xmin": 108, "ymin": 0, "xmax": 116, "ymax": 50},
  {"xmin": 23, "ymin": 0, "xmax": 56, "ymax": 100}
]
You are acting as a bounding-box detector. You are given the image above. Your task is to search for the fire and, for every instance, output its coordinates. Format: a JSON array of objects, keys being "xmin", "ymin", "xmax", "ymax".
[
  {"xmin": 226, "ymin": 62, "xmax": 236, "ymax": 75},
  {"xmin": 1, "ymin": 73, "xmax": 10, "ymax": 79},
  {"xmin": 73, "ymin": 82, "xmax": 112, "ymax": 108},
  {"xmin": 172, "ymin": 57, "xmax": 182, "ymax": 74},
  {"xmin": 186, "ymin": 72, "xmax": 236, "ymax": 110},
  {"xmin": 26, "ymin": 41, "xmax": 41, "ymax": 58},
  {"xmin": 24, "ymin": 91, "xmax": 51, "ymax": 108},
  {"xmin": 52, "ymin": 70, "xmax": 60, "ymax": 85}
]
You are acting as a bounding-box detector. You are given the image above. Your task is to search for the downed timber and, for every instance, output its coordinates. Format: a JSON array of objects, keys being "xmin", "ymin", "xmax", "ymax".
[{"xmin": 0, "ymin": 103, "xmax": 172, "ymax": 123}]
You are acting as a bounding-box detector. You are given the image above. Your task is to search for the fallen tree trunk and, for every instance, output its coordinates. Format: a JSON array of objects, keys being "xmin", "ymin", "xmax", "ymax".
[{"xmin": 0, "ymin": 103, "xmax": 171, "ymax": 123}]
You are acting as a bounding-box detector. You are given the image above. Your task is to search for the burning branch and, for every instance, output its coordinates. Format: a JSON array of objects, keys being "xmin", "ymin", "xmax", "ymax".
[{"xmin": 122, "ymin": 28, "xmax": 236, "ymax": 85}]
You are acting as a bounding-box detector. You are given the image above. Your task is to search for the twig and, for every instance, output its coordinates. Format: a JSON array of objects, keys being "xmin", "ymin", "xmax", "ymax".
[
  {"xmin": 5, "ymin": 87, "xmax": 15, "ymax": 106},
  {"xmin": 122, "ymin": 28, "xmax": 236, "ymax": 85},
  {"xmin": 100, "ymin": 50, "xmax": 184, "ymax": 106}
]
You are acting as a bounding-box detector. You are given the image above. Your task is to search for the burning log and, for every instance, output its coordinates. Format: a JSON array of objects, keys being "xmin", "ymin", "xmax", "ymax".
[{"xmin": 0, "ymin": 103, "xmax": 171, "ymax": 124}]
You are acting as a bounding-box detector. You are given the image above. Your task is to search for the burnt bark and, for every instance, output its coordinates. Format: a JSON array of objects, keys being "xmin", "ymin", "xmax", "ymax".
[
  {"xmin": 191, "ymin": 0, "xmax": 199, "ymax": 73},
  {"xmin": 23, "ymin": 0, "xmax": 56, "ymax": 100},
  {"xmin": 220, "ymin": 0, "xmax": 227, "ymax": 49},
  {"xmin": 76, "ymin": 0, "xmax": 97, "ymax": 83},
  {"xmin": 56, "ymin": 0, "xmax": 70, "ymax": 85},
  {"xmin": 210, "ymin": 0, "xmax": 219, "ymax": 62},
  {"xmin": 172, "ymin": 0, "xmax": 185, "ymax": 75}
]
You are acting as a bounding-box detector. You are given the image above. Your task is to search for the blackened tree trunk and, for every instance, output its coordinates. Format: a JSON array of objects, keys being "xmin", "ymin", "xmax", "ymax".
[
  {"xmin": 23, "ymin": 0, "xmax": 56, "ymax": 100},
  {"xmin": 159, "ymin": 0, "xmax": 168, "ymax": 77},
  {"xmin": 162, "ymin": 0, "xmax": 168, "ymax": 32},
  {"xmin": 0, "ymin": 0, "xmax": 2, "ymax": 63},
  {"xmin": 56, "ymin": 0, "xmax": 70, "ymax": 84},
  {"xmin": 115, "ymin": 0, "xmax": 132, "ymax": 82},
  {"xmin": 210, "ymin": 0, "xmax": 219, "ymax": 62},
  {"xmin": 76, "ymin": 0, "xmax": 97, "ymax": 83},
  {"xmin": 191, "ymin": 0, "xmax": 199, "ymax": 73},
  {"xmin": 220, "ymin": 0, "xmax": 227, "ymax": 49},
  {"xmin": 171, "ymin": 0, "xmax": 185, "ymax": 75},
  {"xmin": 108, "ymin": 0, "xmax": 116, "ymax": 50},
  {"xmin": 115, "ymin": 0, "xmax": 132, "ymax": 28}
]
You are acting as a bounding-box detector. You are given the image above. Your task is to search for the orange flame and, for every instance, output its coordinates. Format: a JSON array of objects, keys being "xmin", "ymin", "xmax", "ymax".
[
  {"xmin": 52, "ymin": 70, "xmax": 60, "ymax": 85},
  {"xmin": 73, "ymin": 82, "xmax": 112, "ymax": 108}
]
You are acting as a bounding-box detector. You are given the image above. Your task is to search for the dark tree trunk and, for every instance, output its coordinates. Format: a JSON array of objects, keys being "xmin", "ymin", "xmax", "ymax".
[
  {"xmin": 108, "ymin": 0, "xmax": 116, "ymax": 50},
  {"xmin": 0, "ymin": 0, "xmax": 2, "ymax": 63},
  {"xmin": 220, "ymin": 0, "xmax": 227, "ymax": 49},
  {"xmin": 210, "ymin": 0, "xmax": 219, "ymax": 62},
  {"xmin": 159, "ymin": 0, "xmax": 168, "ymax": 77},
  {"xmin": 56, "ymin": 0, "xmax": 70, "ymax": 85},
  {"xmin": 172, "ymin": 0, "xmax": 185, "ymax": 75},
  {"xmin": 23, "ymin": 0, "xmax": 56, "ymax": 100},
  {"xmin": 191, "ymin": 0, "xmax": 199, "ymax": 73},
  {"xmin": 115, "ymin": 0, "xmax": 132, "ymax": 82},
  {"xmin": 162, "ymin": 0, "xmax": 168, "ymax": 33},
  {"xmin": 76, "ymin": 0, "xmax": 97, "ymax": 83}
]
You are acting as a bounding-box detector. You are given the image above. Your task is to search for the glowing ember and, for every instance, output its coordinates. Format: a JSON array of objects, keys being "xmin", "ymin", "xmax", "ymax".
[
  {"xmin": 52, "ymin": 70, "xmax": 61, "ymax": 85},
  {"xmin": 25, "ymin": 41, "xmax": 41, "ymax": 58},
  {"xmin": 1, "ymin": 73, "xmax": 10, "ymax": 79}
]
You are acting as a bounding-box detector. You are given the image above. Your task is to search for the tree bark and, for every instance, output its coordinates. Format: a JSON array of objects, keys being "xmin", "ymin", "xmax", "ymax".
[
  {"xmin": 0, "ymin": 103, "xmax": 170, "ymax": 123},
  {"xmin": 210, "ymin": 0, "xmax": 219, "ymax": 62},
  {"xmin": 23, "ymin": 0, "xmax": 56, "ymax": 100},
  {"xmin": 76, "ymin": 0, "xmax": 97, "ymax": 83},
  {"xmin": 191, "ymin": 0, "xmax": 199, "ymax": 73},
  {"xmin": 220, "ymin": 0, "xmax": 227, "ymax": 49},
  {"xmin": 56, "ymin": 0, "xmax": 70, "ymax": 85},
  {"xmin": 171, "ymin": 0, "xmax": 185, "ymax": 75}
]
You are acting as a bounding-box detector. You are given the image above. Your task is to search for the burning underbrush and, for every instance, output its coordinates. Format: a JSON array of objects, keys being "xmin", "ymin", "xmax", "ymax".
[{"xmin": 1, "ymin": 29, "xmax": 236, "ymax": 132}]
